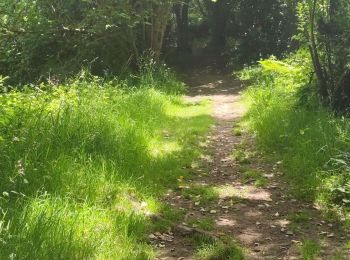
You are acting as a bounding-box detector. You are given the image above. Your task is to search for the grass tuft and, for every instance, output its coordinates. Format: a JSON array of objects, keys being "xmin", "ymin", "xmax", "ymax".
[
  {"xmin": 241, "ymin": 169, "xmax": 268, "ymax": 188},
  {"xmin": 183, "ymin": 185, "xmax": 219, "ymax": 206},
  {"xmin": 195, "ymin": 240, "xmax": 245, "ymax": 260},
  {"xmin": 188, "ymin": 218, "xmax": 215, "ymax": 231},
  {"xmin": 300, "ymin": 239, "xmax": 321, "ymax": 260}
]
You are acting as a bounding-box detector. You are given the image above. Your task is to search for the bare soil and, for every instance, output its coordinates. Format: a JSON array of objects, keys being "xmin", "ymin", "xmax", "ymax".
[{"xmin": 154, "ymin": 59, "xmax": 350, "ymax": 259}]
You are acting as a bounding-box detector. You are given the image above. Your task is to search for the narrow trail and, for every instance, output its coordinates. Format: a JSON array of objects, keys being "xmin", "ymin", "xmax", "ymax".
[{"xmin": 154, "ymin": 60, "xmax": 349, "ymax": 259}]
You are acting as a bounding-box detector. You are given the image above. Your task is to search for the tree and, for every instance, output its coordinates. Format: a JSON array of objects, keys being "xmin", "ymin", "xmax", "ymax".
[
  {"xmin": 204, "ymin": 0, "xmax": 231, "ymax": 48},
  {"xmin": 308, "ymin": 0, "xmax": 328, "ymax": 100},
  {"xmin": 174, "ymin": 0, "xmax": 191, "ymax": 52},
  {"xmin": 147, "ymin": 0, "xmax": 174, "ymax": 57},
  {"xmin": 225, "ymin": 0, "xmax": 298, "ymax": 64},
  {"xmin": 0, "ymin": 0, "xmax": 176, "ymax": 83},
  {"xmin": 297, "ymin": 0, "xmax": 350, "ymax": 110}
]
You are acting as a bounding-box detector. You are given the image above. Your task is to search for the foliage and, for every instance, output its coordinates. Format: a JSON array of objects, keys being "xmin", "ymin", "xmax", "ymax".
[
  {"xmin": 225, "ymin": 0, "xmax": 299, "ymax": 65},
  {"xmin": 295, "ymin": 0, "xmax": 350, "ymax": 110},
  {"xmin": 241, "ymin": 54, "xmax": 350, "ymax": 221},
  {"xmin": 300, "ymin": 239, "xmax": 321, "ymax": 260},
  {"xmin": 137, "ymin": 51, "xmax": 185, "ymax": 94},
  {"xmin": 0, "ymin": 0, "xmax": 140, "ymax": 83},
  {"xmin": 196, "ymin": 241, "xmax": 245, "ymax": 260},
  {"xmin": 0, "ymin": 0, "xmax": 177, "ymax": 84},
  {"xmin": 0, "ymin": 71, "xmax": 212, "ymax": 258},
  {"xmin": 0, "ymin": 0, "xmax": 304, "ymax": 84}
]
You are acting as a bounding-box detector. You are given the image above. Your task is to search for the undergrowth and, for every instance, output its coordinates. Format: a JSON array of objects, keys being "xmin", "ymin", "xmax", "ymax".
[
  {"xmin": 240, "ymin": 52, "xmax": 350, "ymax": 223},
  {"xmin": 0, "ymin": 69, "xmax": 212, "ymax": 259}
]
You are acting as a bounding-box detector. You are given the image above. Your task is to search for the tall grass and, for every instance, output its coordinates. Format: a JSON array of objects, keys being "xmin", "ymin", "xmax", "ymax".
[
  {"xmin": 0, "ymin": 69, "xmax": 212, "ymax": 259},
  {"xmin": 240, "ymin": 53, "xmax": 350, "ymax": 221}
]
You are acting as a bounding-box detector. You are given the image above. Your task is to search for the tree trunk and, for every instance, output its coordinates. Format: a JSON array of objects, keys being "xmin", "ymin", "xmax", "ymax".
[
  {"xmin": 148, "ymin": 1, "xmax": 172, "ymax": 57},
  {"xmin": 207, "ymin": 0, "xmax": 229, "ymax": 48},
  {"xmin": 309, "ymin": 0, "xmax": 328, "ymax": 100},
  {"xmin": 332, "ymin": 70, "xmax": 350, "ymax": 113},
  {"xmin": 174, "ymin": 0, "xmax": 191, "ymax": 52}
]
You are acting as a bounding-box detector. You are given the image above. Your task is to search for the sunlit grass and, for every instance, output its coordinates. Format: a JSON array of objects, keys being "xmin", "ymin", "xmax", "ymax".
[
  {"xmin": 300, "ymin": 239, "xmax": 321, "ymax": 260},
  {"xmin": 0, "ymin": 76, "xmax": 213, "ymax": 258},
  {"xmin": 194, "ymin": 236, "xmax": 245, "ymax": 260},
  {"xmin": 188, "ymin": 217, "xmax": 215, "ymax": 231},
  {"xmin": 182, "ymin": 185, "xmax": 219, "ymax": 206},
  {"xmin": 240, "ymin": 55, "xmax": 350, "ymax": 223}
]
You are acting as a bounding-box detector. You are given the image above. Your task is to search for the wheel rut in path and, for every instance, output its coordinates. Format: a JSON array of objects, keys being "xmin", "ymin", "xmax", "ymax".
[{"xmin": 154, "ymin": 64, "xmax": 349, "ymax": 259}]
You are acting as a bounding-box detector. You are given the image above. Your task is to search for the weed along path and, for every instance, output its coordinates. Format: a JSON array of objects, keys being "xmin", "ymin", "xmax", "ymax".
[{"xmin": 152, "ymin": 63, "xmax": 349, "ymax": 259}]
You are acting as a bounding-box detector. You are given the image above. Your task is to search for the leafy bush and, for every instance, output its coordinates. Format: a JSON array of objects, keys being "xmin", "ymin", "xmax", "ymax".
[
  {"xmin": 0, "ymin": 0, "xmax": 143, "ymax": 84},
  {"xmin": 225, "ymin": 0, "xmax": 298, "ymax": 65},
  {"xmin": 137, "ymin": 51, "xmax": 186, "ymax": 94}
]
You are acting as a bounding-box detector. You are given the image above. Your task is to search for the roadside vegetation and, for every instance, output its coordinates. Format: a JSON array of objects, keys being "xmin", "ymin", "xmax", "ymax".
[
  {"xmin": 0, "ymin": 68, "xmax": 213, "ymax": 259},
  {"xmin": 240, "ymin": 52, "xmax": 350, "ymax": 224},
  {"xmin": 239, "ymin": 0, "xmax": 350, "ymax": 229}
]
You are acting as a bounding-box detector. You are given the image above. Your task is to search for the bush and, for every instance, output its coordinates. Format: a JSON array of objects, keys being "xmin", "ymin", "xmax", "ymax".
[{"xmin": 0, "ymin": 0, "xmax": 142, "ymax": 84}]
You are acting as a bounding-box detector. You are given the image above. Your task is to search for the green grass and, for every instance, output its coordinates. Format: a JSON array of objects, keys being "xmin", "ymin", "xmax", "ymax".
[
  {"xmin": 195, "ymin": 238, "xmax": 245, "ymax": 260},
  {"xmin": 191, "ymin": 232, "xmax": 245, "ymax": 260},
  {"xmin": 287, "ymin": 211, "xmax": 313, "ymax": 233},
  {"xmin": 188, "ymin": 217, "xmax": 215, "ymax": 231},
  {"xmin": 232, "ymin": 127, "xmax": 243, "ymax": 136},
  {"xmin": 0, "ymin": 73, "xmax": 213, "ymax": 258},
  {"xmin": 151, "ymin": 205, "xmax": 185, "ymax": 233},
  {"xmin": 182, "ymin": 185, "xmax": 219, "ymax": 206},
  {"xmin": 287, "ymin": 212, "xmax": 312, "ymax": 224},
  {"xmin": 240, "ymin": 54, "xmax": 350, "ymax": 222},
  {"xmin": 232, "ymin": 149, "xmax": 251, "ymax": 164},
  {"xmin": 241, "ymin": 169, "xmax": 268, "ymax": 188},
  {"xmin": 300, "ymin": 239, "xmax": 321, "ymax": 260}
]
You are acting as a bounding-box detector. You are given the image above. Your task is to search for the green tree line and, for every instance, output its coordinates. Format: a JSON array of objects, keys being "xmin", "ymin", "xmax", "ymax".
[
  {"xmin": 0, "ymin": 0, "xmax": 298, "ymax": 84},
  {"xmin": 1, "ymin": 0, "xmax": 350, "ymax": 109}
]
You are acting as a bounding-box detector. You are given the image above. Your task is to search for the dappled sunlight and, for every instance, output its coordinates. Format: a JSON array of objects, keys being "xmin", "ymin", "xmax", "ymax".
[
  {"xmin": 238, "ymin": 227, "xmax": 262, "ymax": 245},
  {"xmin": 148, "ymin": 140, "xmax": 182, "ymax": 159},
  {"xmin": 166, "ymin": 99, "xmax": 212, "ymax": 119},
  {"xmin": 184, "ymin": 70, "xmax": 243, "ymax": 98},
  {"xmin": 274, "ymin": 218, "xmax": 291, "ymax": 228},
  {"xmin": 112, "ymin": 192, "xmax": 157, "ymax": 218},
  {"xmin": 4, "ymin": 0, "xmax": 350, "ymax": 258},
  {"xmin": 215, "ymin": 216, "xmax": 236, "ymax": 227},
  {"xmin": 0, "ymin": 83, "xmax": 214, "ymax": 259},
  {"xmin": 244, "ymin": 209, "xmax": 263, "ymax": 218},
  {"xmin": 194, "ymin": 80, "xmax": 226, "ymax": 92},
  {"xmin": 215, "ymin": 184, "xmax": 272, "ymax": 201}
]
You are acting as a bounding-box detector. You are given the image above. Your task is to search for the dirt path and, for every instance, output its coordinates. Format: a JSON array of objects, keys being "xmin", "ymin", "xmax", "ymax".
[{"xmin": 153, "ymin": 62, "xmax": 349, "ymax": 259}]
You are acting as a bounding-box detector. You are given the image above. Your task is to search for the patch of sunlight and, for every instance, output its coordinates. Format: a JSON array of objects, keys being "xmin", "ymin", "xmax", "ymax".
[
  {"xmin": 215, "ymin": 217, "xmax": 236, "ymax": 227},
  {"xmin": 149, "ymin": 139, "xmax": 182, "ymax": 158},
  {"xmin": 275, "ymin": 219, "xmax": 291, "ymax": 228},
  {"xmin": 214, "ymin": 185, "xmax": 272, "ymax": 201},
  {"xmin": 166, "ymin": 99, "xmax": 212, "ymax": 119},
  {"xmin": 114, "ymin": 192, "xmax": 159, "ymax": 217}
]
